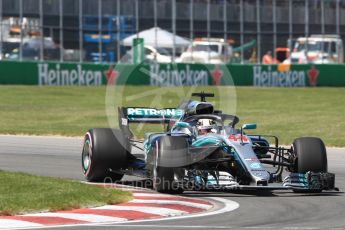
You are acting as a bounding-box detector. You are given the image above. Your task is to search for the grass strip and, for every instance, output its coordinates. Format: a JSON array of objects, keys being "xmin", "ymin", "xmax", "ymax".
[
  {"xmin": 0, "ymin": 86, "xmax": 344, "ymax": 146},
  {"xmin": 0, "ymin": 171, "xmax": 132, "ymax": 216}
]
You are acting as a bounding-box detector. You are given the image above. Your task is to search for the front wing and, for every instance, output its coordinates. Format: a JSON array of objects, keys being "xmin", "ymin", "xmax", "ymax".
[{"xmin": 185, "ymin": 171, "xmax": 338, "ymax": 192}]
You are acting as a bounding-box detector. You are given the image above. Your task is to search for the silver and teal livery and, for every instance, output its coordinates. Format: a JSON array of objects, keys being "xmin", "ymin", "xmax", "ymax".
[{"xmin": 82, "ymin": 92, "xmax": 337, "ymax": 194}]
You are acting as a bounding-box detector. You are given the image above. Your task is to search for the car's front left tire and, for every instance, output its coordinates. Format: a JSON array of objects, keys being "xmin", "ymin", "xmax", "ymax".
[{"xmin": 152, "ymin": 136, "xmax": 187, "ymax": 194}]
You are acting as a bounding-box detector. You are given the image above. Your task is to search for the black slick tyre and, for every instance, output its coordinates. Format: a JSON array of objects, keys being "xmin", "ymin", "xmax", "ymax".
[
  {"xmin": 293, "ymin": 137, "xmax": 327, "ymax": 173},
  {"xmin": 152, "ymin": 136, "xmax": 186, "ymax": 194},
  {"xmin": 292, "ymin": 137, "xmax": 327, "ymax": 193},
  {"xmin": 82, "ymin": 128, "xmax": 128, "ymax": 182}
]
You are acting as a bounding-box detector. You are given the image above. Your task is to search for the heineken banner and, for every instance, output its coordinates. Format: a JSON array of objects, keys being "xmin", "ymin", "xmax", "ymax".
[{"xmin": 0, "ymin": 60, "xmax": 345, "ymax": 87}]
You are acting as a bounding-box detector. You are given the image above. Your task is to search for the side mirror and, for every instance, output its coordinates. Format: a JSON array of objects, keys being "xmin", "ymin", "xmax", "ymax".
[
  {"xmin": 174, "ymin": 122, "xmax": 191, "ymax": 128},
  {"xmin": 242, "ymin": 123, "xmax": 257, "ymax": 130}
]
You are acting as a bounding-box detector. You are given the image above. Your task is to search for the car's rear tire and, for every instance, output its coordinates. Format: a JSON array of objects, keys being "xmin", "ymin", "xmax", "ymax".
[
  {"xmin": 152, "ymin": 136, "xmax": 186, "ymax": 194},
  {"xmin": 293, "ymin": 137, "xmax": 327, "ymax": 173},
  {"xmin": 82, "ymin": 128, "xmax": 129, "ymax": 182},
  {"xmin": 292, "ymin": 137, "xmax": 327, "ymax": 193}
]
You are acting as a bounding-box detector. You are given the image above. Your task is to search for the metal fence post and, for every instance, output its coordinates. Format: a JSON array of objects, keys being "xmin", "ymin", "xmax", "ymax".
[
  {"xmin": 190, "ymin": 0, "xmax": 194, "ymax": 62},
  {"xmin": 222, "ymin": 1, "xmax": 226, "ymax": 63},
  {"xmin": 0, "ymin": 0, "xmax": 2, "ymax": 60},
  {"xmin": 321, "ymin": 0, "xmax": 325, "ymax": 35},
  {"xmin": 172, "ymin": 0, "xmax": 176, "ymax": 63},
  {"xmin": 136, "ymin": 0, "xmax": 139, "ymax": 38},
  {"xmin": 79, "ymin": 0, "xmax": 83, "ymax": 63},
  {"xmin": 98, "ymin": 0, "xmax": 102, "ymax": 63},
  {"xmin": 289, "ymin": 0, "xmax": 293, "ymax": 58},
  {"xmin": 273, "ymin": 0, "xmax": 277, "ymax": 61},
  {"xmin": 117, "ymin": 0, "xmax": 120, "ymax": 62},
  {"xmin": 336, "ymin": 0, "xmax": 340, "ymax": 34},
  {"xmin": 321, "ymin": 0, "xmax": 325, "ymax": 63},
  {"xmin": 240, "ymin": 0, "xmax": 244, "ymax": 64},
  {"xmin": 59, "ymin": 0, "xmax": 63, "ymax": 62},
  {"xmin": 19, "ymin": 0, "xmax": 23, "ymax": 61},
  {"xmin": 154, "ymin": 0, "xmax": 157, "ymax": 51},
  {"xmin": 223, "ymin": 0, "xmax": 227, "ymax": 42},
  {"xmin": 305, "ymin": 0, "xmax": 309, "ymax": 58},
  {"xmin": 207, "ymin": 0, "xmax": 210, "ymax": 62},
  {"xmin": 256, "ymin": 0, "xmax": 261, "ymax": 64},
  {"xmin": 39, "ymin": 0, "xmax": 43, "ymax": 61}
]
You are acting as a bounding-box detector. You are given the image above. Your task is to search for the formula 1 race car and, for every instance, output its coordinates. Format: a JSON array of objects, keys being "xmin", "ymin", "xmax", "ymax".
[{"xmin": 81, "ymin": 92, "xmax": 336, "ymax": 193}]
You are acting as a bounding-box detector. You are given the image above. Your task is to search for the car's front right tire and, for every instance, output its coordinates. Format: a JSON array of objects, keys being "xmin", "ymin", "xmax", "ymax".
[
  {"xmin": 292, "ymin": 137, "xmax": 328, "ymax": 193},
  {"xmin": 293, "ymin": 137, "xmax": 327, "ymax": 173}
]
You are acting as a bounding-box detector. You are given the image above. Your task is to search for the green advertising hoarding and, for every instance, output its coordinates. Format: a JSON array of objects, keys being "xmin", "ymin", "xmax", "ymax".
[{"xmin": 0, "ymin": 60, "xmax": 345, "ymax": 87}]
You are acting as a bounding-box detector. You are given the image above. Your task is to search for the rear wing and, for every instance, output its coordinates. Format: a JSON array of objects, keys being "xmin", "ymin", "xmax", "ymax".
[{"xmin": 118, "ymin": 107, "xmax": 184, "ymax": 137}]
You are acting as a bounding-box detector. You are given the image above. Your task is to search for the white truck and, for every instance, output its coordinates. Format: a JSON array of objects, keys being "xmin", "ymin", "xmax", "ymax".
[
  {"xmin": 178, "ymin": 38, "xmax": 232, "ymax": 64},
  {"xmin": 288, "ymin": 35, "xmax": 344, "ymax": 64}
]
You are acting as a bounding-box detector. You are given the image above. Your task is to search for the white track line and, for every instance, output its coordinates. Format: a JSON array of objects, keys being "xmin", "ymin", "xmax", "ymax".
[
  {"xmin": 98, "ymin": 224, "xmax": 233, "ymax": 229},
  {"xmin": 133, "ymin": 193, "xmax": 176, "ymax": 198},
  {"xmin": 25, "ymin": 213, "xmax": 127, "ymax": 223},
  {"xmin": 93, "ymin": 205, "xmax": 187, "ymax": 216},
  {"xmin": 129, "ymin": 199, "xmax": 212, "ymax": 209},
  {"xmin": 0, "ymin": 219, "xmax": 43, "ymax": 229}
]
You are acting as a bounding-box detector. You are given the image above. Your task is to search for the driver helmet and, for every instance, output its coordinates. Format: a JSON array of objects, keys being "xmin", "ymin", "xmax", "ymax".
[{"xmin": 197, "ymin": 119, "xmax": 218, "ymax": 135}]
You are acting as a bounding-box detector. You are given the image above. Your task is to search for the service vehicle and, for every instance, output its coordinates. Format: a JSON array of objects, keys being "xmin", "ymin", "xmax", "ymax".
[
  {"xmin": 287, "ymin": 35, "xmax": 344, "ymax": 64},
  {"xmin": 179, "ymin": 38, "xmax": 232, "ymax": 64},
  {"xmin": 82, "ymin": 92, "xmax": 336, "ymax": 194},
  {"xmin": 121, "ymin": 45, "xmax": 172, "ymax": 64}
]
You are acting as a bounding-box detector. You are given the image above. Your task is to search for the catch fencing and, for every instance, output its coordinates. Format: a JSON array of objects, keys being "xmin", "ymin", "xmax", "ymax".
[{"xmin": 0, "ymin": 0, "xmax": 345, "ymax": 64}]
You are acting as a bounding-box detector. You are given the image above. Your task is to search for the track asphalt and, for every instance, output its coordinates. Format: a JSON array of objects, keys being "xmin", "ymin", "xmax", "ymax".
[{"xmin": 0, "ymin": 135, "xmax": 344, "ymax": 230}]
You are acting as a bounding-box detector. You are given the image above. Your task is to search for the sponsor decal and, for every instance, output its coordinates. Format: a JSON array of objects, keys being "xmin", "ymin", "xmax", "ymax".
[
  {"xmin": 250, "ymin": 162, "xmax": 261, "ymax": 169},
  {"xmin": 150, "ymin": 64, "xmax": 209, "ymax": 86},
  {"xmin": 245, "ymin": 157, "xmax": 260, "ymax": 161},
  {"xmin": 38, "ymin": 64, "xmax": 102, "ymax": 86},
  {"xmin": 127, "ymin": 108, "xmax": 184, "ymax": 118},
  {"xmin": 307, "ymin": 65, "xmax": 319, "ymax": 87},
  {"xmin": 104, "ymin": 65, "xmax": 118, "ymax": 85},
  {"xmin": 121, "ymin": 118, "xmax": 128, "ymax": 126},
  {"xmin": 228, "ymin": 134, "xmax": 250, "ymax": 143},
  {"xmin": 253, "ymin": 66, "xmax": 305, "ymax": 87},
  {"xmin": 210, "ymin": 66, "xmax": 223, "ymax": 85}
]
